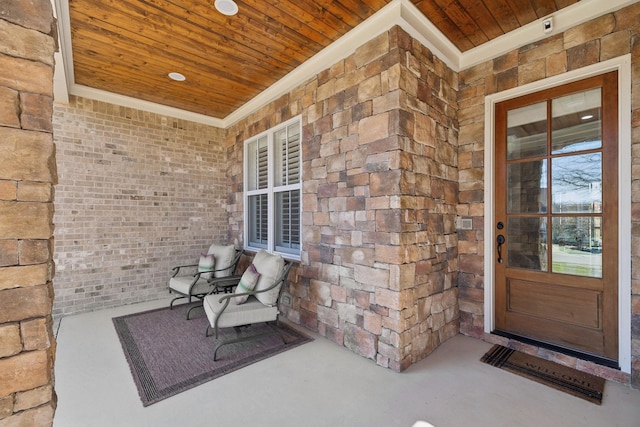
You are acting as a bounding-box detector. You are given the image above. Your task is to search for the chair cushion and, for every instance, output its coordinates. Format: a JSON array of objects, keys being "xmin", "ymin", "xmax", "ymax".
[
  {"xmin": 207, "ymin": 244, "xmax": 236, "ymax": 278},
  {"xmin": 234, "ymin": 264, "xmax": 260, "ymax": 305},
  {"xmin": 252, "ymin": 250, "xmax": 285, "ymax": 306},
  {"xmin": 198, "ymin": 253, "xmax": 215, "ymax": 280},
  {"xmin": 204, "ymin": 294, "xmax": 278, "ymax": 329},
  {"xmin": 169, "ymin": 276, "xmax": 211, "ymax": 297}
]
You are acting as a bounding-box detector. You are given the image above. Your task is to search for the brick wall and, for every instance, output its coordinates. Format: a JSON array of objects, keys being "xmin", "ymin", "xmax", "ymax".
[
  {"xmin": 457, "ymin": 2, "xmax": 640, "ymax": 386},
  {"xmin": 227, "ymin": 27, "xmax": 459, "ymax": 371},
  {"xmin": 52, "ymin": 96, "xmax": 228, "ymax": 317},
  {"xmin": 0, "ymin": 1, "xmax": 57, "ymax": 425}
]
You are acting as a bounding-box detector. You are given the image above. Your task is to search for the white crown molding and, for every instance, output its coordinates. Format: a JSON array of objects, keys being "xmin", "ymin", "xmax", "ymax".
[
  {"xmin": 53, "ymin": 0, "xmax": 638, "ymax": 128},
  {"xmin": 69, "ymin": 84, "xmax": 225, "ymax": 127},
  {"xmin": 52, "ymin": 0, "xmax": 69, "ymax": 104},
  {"xmin": 460, "ymin": 0, "xmax": 637, "ymax": 70},
  {"xmin": 395, "ymin": 0, "xmax": 462, "ymax": 71}
]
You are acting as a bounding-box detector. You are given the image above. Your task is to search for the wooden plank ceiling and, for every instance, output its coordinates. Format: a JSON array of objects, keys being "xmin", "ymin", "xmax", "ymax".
[{"xmin": 69, "ymin": 0, "xmax": 579, "ymax": 119}]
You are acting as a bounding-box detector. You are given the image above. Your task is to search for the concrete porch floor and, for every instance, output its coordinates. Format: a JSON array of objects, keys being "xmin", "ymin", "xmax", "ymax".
[{"xmin": 53, "ymin": 298, "xmax": 640, "ymax": 427}]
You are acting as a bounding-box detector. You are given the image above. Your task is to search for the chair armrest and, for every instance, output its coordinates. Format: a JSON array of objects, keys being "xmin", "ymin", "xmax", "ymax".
[
  {"xmin": 206, "ymin": 275, "xmax": 242, "ymax": 294},
  {"xmin": 209, "ymin": 275, "xmax": 242, "ymax": 284},
  {"xmin": 214, "ymin": 284, "xmax": 267, "ymax": 303},
  {"xmin": 215, "ymin": 261, "xmax": 293, "ymax": 304},
  {"xmin": 213, "ymin": 279, "xmax": 282, "ymax": 318},
  {"xmin": 172, "ymin": 267, "xmax": 216, "ymax": 279},
  {"xmin": 171, "ymin": 264, "xmax": 198, "ymax": 277}
]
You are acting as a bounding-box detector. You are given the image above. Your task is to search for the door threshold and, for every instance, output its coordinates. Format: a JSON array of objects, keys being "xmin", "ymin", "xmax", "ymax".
[{"xmin": 491, "ymin": 329, "xmax": 620, "ymax": 370}]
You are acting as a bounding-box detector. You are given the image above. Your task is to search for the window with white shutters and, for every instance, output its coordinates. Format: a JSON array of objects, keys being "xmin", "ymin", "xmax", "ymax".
[{"xmin": 244, "ymin": 117, "xmax": 301, "ymax": 258}]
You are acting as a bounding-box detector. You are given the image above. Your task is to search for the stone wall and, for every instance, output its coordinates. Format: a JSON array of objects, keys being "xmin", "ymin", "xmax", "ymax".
[
  {"xmin": 457, "ymin": 2, "xmax": 640, "ymax": 386},
  {"xmin": 0, "ymin": 1, "xmax": 57, "ymax": 425},
  {"xmin": 227, "ymin": 27, "xmax": 459, "ymax": 371},
  {"xmin": 52, "ymin": 96, "xmax": 228, "ymax": 317}
]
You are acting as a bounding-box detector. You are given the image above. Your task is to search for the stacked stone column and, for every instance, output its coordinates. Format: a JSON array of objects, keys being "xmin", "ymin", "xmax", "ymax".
[
  {"xmin": 0, "ymin": 1, "xmax": 57, "ymax": 425},
  {"xmin": 229, "ymin": 27, "xmax": 460, "ymax": 372}
]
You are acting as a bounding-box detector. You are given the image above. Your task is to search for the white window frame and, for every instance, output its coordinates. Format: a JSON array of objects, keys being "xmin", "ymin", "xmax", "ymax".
[{"xmin": 243, "ymin": 116, "xmax": 302, "ymax": 260}]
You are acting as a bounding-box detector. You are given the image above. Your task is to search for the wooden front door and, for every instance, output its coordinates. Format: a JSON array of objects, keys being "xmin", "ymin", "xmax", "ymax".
[{"xmin": 494, "ymin": 72, "xmax": 619, "ymax": 365}]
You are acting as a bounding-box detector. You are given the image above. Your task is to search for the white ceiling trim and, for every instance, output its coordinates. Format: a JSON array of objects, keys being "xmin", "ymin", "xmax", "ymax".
[
  {"xmin": 395, "ymin": 0, "xmax": 462, "ymax": 71},
  {"xmin": 52, "ymin": 0, "xmax": 637, "ymax": 128},
  {"xmin": 51, "ymin": 0, "xmax": 69, "ymax": 104},
  {"xmin": 460, "ymin": 0, "xmax": 637, "ymax": 70},
  {"xmin": 71, "ymin": 84, "xmax": 226, "ymax": 127}
]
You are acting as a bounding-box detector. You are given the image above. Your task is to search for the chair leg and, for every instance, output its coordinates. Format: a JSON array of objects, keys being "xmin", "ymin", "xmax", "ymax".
[
  {"xmin": 212, "ymin": 322, "xmax": 286, "ymax": 361},
  {"xmin": 185, "ymin": 302, "xmax": 203, "ymax": 320},
  {"xmin": 213, "ymin": 342, "xmax": 222, "ymax": 361},
  {"xmin": 169, "ymin": 295, "xmax": 186, "ymax": 309}
]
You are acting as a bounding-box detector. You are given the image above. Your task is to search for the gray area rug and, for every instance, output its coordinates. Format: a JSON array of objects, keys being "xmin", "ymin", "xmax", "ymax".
[{"xmin": 113, "ymin": 305, "xmax": 312, "ymax": 406}]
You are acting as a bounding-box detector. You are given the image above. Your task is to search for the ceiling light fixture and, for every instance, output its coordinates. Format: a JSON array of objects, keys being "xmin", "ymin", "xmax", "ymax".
[
  {"xmin": 168, "ymin": 72, "xmax": 186, "ymax": 81},
  {"xmin": 581, "ymin": 114, "xmax": 594, "ymax": 120},
  {"xmin": 214, "ymin": 0, "xmax": 238, "ymax": 16}
]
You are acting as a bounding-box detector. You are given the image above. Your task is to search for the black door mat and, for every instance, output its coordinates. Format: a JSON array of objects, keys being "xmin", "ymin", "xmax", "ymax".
[{"xmin": 481, "ymin": 344, "xmax": 605, "ymax": 405}]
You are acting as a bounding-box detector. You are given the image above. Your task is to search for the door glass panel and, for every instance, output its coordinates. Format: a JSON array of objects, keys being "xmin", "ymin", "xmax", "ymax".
[
  {"xmin": 507, "ymin": 102, "xmax": 547, "ymax": 160},
  {"xmin": 552, "ymin": 217, "xmax": 602, "ymax": 277},
  {"xmin": 551, "ymin": 153, "xmax": 602, "ymax": 213},
  {"xmin": 507, "ymin": 160, "xmax": 547, "ymax": 213},
  {"xmin": 507, "ymin": 217, "xmax": 548, "ymax": 271},
  {"xmin": 551, "ymin": 88, "xmax": 602, "ymax": 154}
]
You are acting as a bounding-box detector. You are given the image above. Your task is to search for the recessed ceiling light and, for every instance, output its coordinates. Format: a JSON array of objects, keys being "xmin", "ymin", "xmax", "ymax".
[
  {"xmin": 581, "ymin": 114, "xmax": 594, "ymax": 120},
  {"xmin": 215, "ymin": 0, "xmax": 238, "ymax": 16},
  {"xmin": 168, "ymin": 72, "xmax": 186, "ymax": 81}
]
